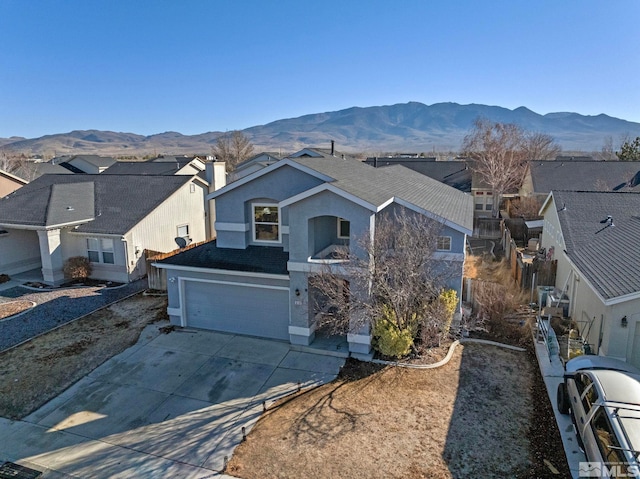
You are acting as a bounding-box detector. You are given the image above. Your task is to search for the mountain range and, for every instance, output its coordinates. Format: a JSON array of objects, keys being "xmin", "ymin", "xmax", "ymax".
[{"xmin": 2, "ymin": 102, "xmax": 639, "ymax": 157}]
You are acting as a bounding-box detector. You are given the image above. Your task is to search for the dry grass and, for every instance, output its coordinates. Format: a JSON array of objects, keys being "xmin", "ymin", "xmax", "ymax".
[
  {"xmin": 228, "ymin": 343, "xmax": 535, "ymax": 479},
  {"xmin": 0, "ymin": 294, "xmax": 167, "ymax": 419}
]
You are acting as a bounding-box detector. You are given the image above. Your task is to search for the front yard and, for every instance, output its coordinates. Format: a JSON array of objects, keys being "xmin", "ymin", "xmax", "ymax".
[
  {"xmin": 228, "ymin": 342, "xmax": 568, "ymax": 479},
  {"xmin": 0, "ymin": 293, "xmax": 166, "ymax": 419}
]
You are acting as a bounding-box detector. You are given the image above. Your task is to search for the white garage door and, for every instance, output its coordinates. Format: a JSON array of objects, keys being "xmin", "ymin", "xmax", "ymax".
[{"xmin": 183, "ymin": 279, "xmax": 290, "ymax": 340}]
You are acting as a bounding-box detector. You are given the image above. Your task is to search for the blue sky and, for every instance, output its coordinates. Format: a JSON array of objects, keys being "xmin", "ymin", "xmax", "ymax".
[{"xmin": 1, "ymin": 0, "xmax": 639, "ymax": 138}]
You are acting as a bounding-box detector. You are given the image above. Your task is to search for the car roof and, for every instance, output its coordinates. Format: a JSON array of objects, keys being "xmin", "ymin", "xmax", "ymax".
[
  {"xmin": 566, "ymin": 355, "xmax": 640, "ymax": 374},
  {"xmin": 591, "ymin": 370, "xmax": 640, "ymax": 405}
]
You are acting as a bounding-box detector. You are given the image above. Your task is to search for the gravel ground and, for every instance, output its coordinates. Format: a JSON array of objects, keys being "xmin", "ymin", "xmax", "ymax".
[{"xmin": 0, "ymin": 279, "xmax": 147, "ymax": 352}]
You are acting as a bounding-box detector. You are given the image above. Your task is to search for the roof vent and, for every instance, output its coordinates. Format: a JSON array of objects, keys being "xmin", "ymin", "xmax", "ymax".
[{"xmin": 66, "ymin": 206, "xmax": 74, "ymax": 211}]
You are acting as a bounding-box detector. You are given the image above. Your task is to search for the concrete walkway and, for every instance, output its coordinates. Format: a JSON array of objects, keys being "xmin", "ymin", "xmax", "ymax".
[
  {"xmin": 0, "ymin": 325, "xmax": 345, "ymax": 478},
  {"xmin": 532, "ymin": 332, "xmax": 585, "ymax": 479}
]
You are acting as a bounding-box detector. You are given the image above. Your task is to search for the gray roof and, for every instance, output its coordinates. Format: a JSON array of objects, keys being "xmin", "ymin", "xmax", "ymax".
[
  {"xmin": 551, "ymin": 190, "xmax": 640, "ymax": 300},
  {"xmin": 103, "ymin": 161, "xmax": 185, "ymax": 175},
  {"xmin": 12, "ymin": 162, "xmax": 74, "ymax": 181},
  {"xmin": 69, "ymin": 155, "xmax": 117, "ymax": 168},
  {"xmin": 290, "ymin": 157, "xmax": 474, "ymax": 233},
  {"xmin": 158, "ymin": 240, "xmax": 289, "ymax": 275},
  {"xmin": 0, "ymin": 174, "xmax": 191, "ymax": 234},
  {"xmin": 530, "ymin": 161, "xmax": 640, "ymax": 194},
  {"xmin": 364, "ymin": 158, "xmax": 471, "ymax": 192}
]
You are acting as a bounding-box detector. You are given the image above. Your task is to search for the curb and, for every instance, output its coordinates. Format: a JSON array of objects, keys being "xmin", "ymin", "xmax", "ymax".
[
  {"xmin": 370, "ymin": 337, "xmax": 526, "ymax": 369},
  {"xmin": 0, "ymin": 300, "xmax": 37, "ymax": 323}
]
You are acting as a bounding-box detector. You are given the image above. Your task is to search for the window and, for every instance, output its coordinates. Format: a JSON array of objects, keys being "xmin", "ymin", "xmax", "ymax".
[
  {"xmin": 337, "ymin": 218, "xmax": 350, "ymax": 239},
  {"xmin": 253, "ymin": 204, "xmax": 280, "ymax": 243},
  {"xmin": 485, "ymin": 200, "xmax": 493, "ymax": 211},
  {"xmin": 475, "ymin": 199, "xmax": 484, "ymax": 210},
  {"xmin": 87, "ymin": 237, "xmax": 115, "ymax": 264},
  {"xmin": 591, "ymin": 409, "xmax": 625, "ymax": 465},
  {"xmin": 177, "ymin": 224, "xmax": 189, "ymax": 238},
  {"xmin": 437, "ymin": 236, "xmax": 452, "ymax": 251}
]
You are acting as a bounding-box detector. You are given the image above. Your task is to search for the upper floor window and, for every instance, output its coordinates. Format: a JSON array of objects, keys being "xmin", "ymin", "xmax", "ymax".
[
  {"xmin": 337, "ymin": 218, "xmax": 350, "ymax": 239},
  {"xmin": 253, "ymin": 203, "xmax": 280, "ymax": 243},
  {"xmin": 87, "ymin": 237, "xmax": 115, "ymax": 264},
  {"xmin": 436, "ymin": 236, "xmax": 452, "ymax": 251}
]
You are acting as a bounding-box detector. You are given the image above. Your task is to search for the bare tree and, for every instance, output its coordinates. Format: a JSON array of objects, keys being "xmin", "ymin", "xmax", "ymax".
[
  {"xmin": 0, "ymin": 151, "xmax": 37, "ymax": 181},
  {"xmin": 523, "ymin": 132, "xmax": 561, "ymax": 161},
  {"xmin": 211, "ymin": 130, "xmax": 255, "ymax": 172},
  {"xmin": 596, "ymin": 136, "xmax": 617, "ymax": 161},
  {"xmin": 309, "ymin": 209, "xmax": 456, "ymax": 355},
  {"xmin": 462, "ymin": 118, "xmax": 527, "ymax": 217}
]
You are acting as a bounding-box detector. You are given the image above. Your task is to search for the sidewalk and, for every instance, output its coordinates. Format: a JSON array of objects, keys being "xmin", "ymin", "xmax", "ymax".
[{"xmin": 532, "ymin": 332, "xmax": 585, "ymax": 479}]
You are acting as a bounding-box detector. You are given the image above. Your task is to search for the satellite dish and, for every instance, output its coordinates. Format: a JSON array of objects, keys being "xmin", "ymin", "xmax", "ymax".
[{"xmin": 175, "ymin": 237, "xmax": 187, "ymax": 249}]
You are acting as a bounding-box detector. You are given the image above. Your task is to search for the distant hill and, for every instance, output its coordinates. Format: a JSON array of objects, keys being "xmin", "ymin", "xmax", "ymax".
[{"xmin": 2, "ymin": 102, "xmax": 639, "ymax": 156}]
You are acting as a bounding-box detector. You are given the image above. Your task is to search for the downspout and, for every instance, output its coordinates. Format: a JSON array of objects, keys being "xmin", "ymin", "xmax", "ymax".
[{"xmin": 121, "ymin": 237, "xmax": 130, "ymax": 282}]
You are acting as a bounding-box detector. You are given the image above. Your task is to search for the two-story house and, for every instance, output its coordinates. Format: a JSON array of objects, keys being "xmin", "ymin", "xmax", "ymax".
[{"xmin": 155, "ymin": 150, "xmax": 473, "ymax": 355}]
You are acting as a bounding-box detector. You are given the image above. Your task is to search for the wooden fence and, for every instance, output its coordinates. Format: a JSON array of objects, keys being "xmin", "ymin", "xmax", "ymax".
[
  {"xmin": 504, "ymin": 226, "xmax": 556, "ymax": 293},
  {"xmin": 144, "ymin": 239, "xmax": 211, "ymax": 291}
]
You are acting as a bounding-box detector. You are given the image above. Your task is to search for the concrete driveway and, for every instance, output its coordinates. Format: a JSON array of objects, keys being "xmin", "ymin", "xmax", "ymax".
[{"xmin": 0, "ymin": 325, "xmax": 345, "ymax": 478}]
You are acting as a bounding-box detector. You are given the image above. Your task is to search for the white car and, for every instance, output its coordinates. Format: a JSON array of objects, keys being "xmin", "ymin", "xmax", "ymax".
[{"xmin": 558, "ymin": 356, "xmax": 640, "ymax": 473}]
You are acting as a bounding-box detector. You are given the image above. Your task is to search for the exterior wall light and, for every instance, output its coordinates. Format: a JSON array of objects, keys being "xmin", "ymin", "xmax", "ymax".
[{"xmin": 621, "ymin": 316, "xmax": 628, "ymax": 328}]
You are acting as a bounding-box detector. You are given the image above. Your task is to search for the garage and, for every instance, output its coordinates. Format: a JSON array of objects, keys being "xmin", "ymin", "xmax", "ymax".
[{"xmin": 182, "ymin": 279, "xmax": 290, "ymax": 340}]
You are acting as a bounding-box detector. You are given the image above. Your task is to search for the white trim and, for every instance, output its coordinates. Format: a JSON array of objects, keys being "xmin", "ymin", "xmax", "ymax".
[
  {"xmin": 279, "ymin": 183, "xmax": 377, "ymax": 211},
  {"xmin": 287, "ymin": 260, "xmax": 355, "ymax": 275},
  {"xmin": 337, "ymin": 217, "xmax": 350, "ymax": 239},
  {"xmin": 0, "ymin": 169, "xmax": 29, "ymax": 184},
  {"xmin": 347, "ymin": 333, "xmax": 371, "ymax": 345},
  {"xmin": 385, "ymin": 197, "xmax": 473, "ymax": 236},
  {"xmin": 214, "ymin": 222, "xmax": 250, "ymax": 232},
  {"xmin": 436, "ymin": 235, "xmax": 452, "ymax": 252},
  {"xmin": 152, "ymin": 262, "xmax": 289, "ymax": 280},
  {"xmin": 0, "ymin": 219, "xmax": 94, "ymax": 231},
  {"xmin": 180, "ymin": 276, "xmax": 290, "ymax": 292},
  {"xmin": 252, "ymin": 202, "xmax": 281, "ymax": 244},
  {"xmin": 289, "ymin": 325, "xmax": 315, "ymax": 336},
  {"xmin": 432, "ymin": 251, "xmax": 465, "ymax": 261},
  {"xmin": 206, "ymin": 158, "xmax": 334, "ymax": 201},
  {"xmin": 539, "ymin": 191, "xmax": 555, "ymax": 216}
]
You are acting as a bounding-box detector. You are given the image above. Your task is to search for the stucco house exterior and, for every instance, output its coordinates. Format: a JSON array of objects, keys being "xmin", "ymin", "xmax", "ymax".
[
  {"xmin": 0, "ymin": 168, "xmax": 28, "ymax": 197},
  {"xmin": 155, "ymin": 150, "xmax": 473, "ymax": 355},
  {"xmin": 539, "ymin": 190, "xmax": 640, "ymax": 367},
  {"xmin": 0, "ymin": 173, "xmax": 207, "ymax": 285}
]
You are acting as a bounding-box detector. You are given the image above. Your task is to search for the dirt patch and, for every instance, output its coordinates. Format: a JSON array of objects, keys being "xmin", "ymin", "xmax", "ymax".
[
  {"xmin": 0, "ymin": 294, "xmax": 167, "ymax": 420},
  {"xmin": 0, "ymin": 300, "xmax": 34, "ymax": 320},
  {"xmin": 228, "ymin": 342, "xmax": 566, "ymax": 479}
]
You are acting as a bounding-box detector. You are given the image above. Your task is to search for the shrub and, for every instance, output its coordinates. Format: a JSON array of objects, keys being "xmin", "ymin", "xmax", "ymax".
[
  {"xmin": 420, "ymin": 289, "xmax": 458, "ymax": 349},
  {"xmin": 0, "ymin": 274, "xmax": 10, "ymax": 284},
  {"xmin": 63, "ymin": 256, "xmax": 92, "ymax": 280},
  {"xmin": 372, "ymin": 305, "xmax": 416, "ymax": 358}
]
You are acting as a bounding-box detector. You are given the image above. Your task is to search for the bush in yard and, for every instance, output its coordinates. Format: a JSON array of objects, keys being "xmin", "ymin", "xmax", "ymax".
[
  {"xmin": 63, "ymin": 256, "xmax": 92, "ymax": 280},
  {"xmin": 420, "ymin": 289, "xmax": 458, "ymax": 349},
  {"xmin": 0, "ymin": 274, "xmax": 9, "ymax": 284},
  {"xmin": 373, "ymin": 305, "xmax": 416, "ymax": 358}
]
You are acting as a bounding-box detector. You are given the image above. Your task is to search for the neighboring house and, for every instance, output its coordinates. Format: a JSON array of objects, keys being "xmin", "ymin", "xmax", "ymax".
[
  {"xmin": 12, "ymin": 162, "xmax": 74, "ymax": 182},
  {"xmin": 103, "ymin": 157, "xmax": 206, "ymax": 176},
  {"xmin": 0, "ymin": 169, "xmax": 28, "ymax": 197},
  {"xmin": 229, "ymin": 152, "xmax": 282, "ymax": 182},
  {"xmin": 0, "ymin": 174, "xmax": 207, "ymax": 285},
  {"xmin": 364, "ymin": 157, "xmax": 472, "ymax": 192},
  {"xmin": 53, "ymin": 155, "xmax": 117, "ymax": 174},
  {"xmin": 539, "ymin": 190, "xmax": 640, "ymax": 367},
  {"xmin": 520, "ymin": 160, "xmax": 640, "ymax": 199},
  {"xmin": 155, "ymin": 151, "xmax": 473, "ymax": 355}
]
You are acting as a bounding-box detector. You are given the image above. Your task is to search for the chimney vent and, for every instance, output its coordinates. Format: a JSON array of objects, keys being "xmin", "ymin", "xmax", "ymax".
[{"xmin": 331, "ymin": 140, "xmax": 335, "ymax": 156}]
